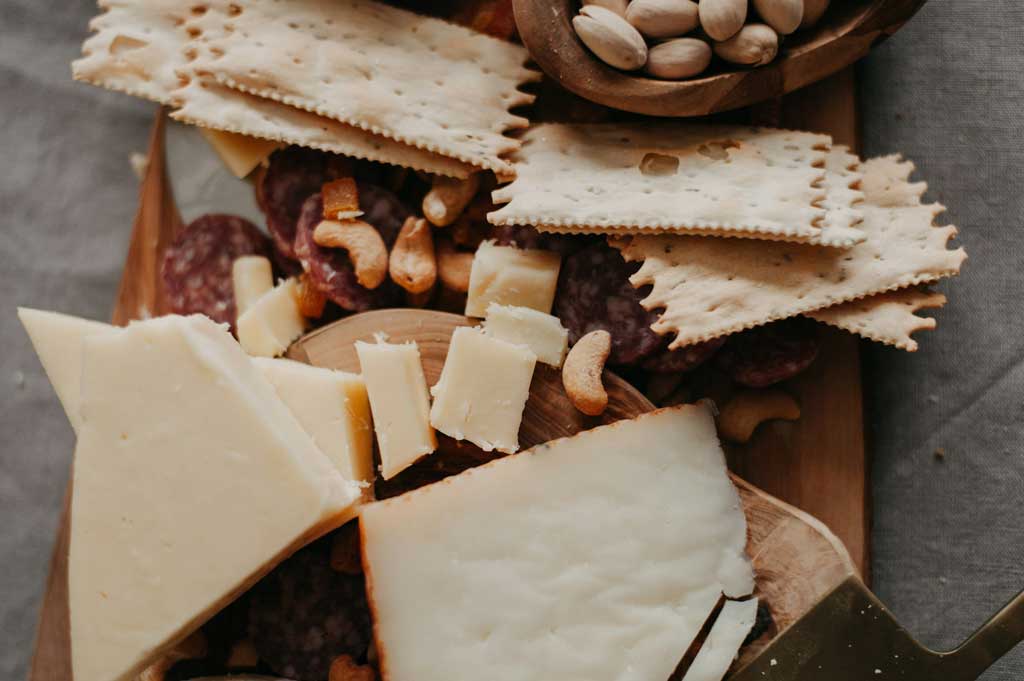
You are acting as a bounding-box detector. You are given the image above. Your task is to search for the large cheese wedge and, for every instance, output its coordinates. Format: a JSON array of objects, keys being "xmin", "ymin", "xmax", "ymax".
[
  {"xmin": 682, "ymin": 598, "xmax": 759, "ymax": 681},
  {"xmin": 361, "ymin": 404, "xmax": 754, "ymax": 681},
  {"xmin": 71, "ymin": 314, "xmax": 360, "ymax": 681}
]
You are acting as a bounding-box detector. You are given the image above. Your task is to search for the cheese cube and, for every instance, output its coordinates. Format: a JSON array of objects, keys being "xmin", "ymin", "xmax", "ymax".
[
  {"xmin": 482, "ymin": 303, "xmax": 569, "ymax": 367},
  {"xmin": 71, "ymin": 315, "xmax": 359, "ymax": 681},
  {"xmin": 200, "ymin": 128, "xmax": 280, "ymax": 179},
  {"xmin": 237, "ymin": 277, "xmax": 307, "ymax": 357},
  {"xmin": 355, "ymin": 339, "xmax": 437, "ymax": 480},
  {"xmin": 254, "ymin": 358, "xmax": 374, "ymax": 491},
  {"xmin": 464, "ymin": 240, "xmax": 561, "ymax": 317},
  {"xmin": 429, "ymin": 326, "xmax": 536, "ymax": 453},
  {"xmin": 232, "ymin": 255, "xmax": 274, "ymax": 316}
]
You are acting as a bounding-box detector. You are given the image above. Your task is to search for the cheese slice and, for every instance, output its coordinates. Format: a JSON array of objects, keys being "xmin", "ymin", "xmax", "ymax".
[
  {"xmin": 355, "ymin": 339, "xmax": 437, "ymax": 480},
  {"xmin": 429, "ymin": 326, "xmax": 536, "ymax": 453},
  {"xmin": 482, "ymin": 303, "xmax": 569, "ymax": 367},
  {"xmin": 465, "ymin": 240, "xmax": 562, "ymax": 317},
  {"xmin": 232, "ymin": 255, "xmax": 274, "ymax": 317},
  {"xmin": 199, "ymin": 128, "xmax": 281, "ymax": 179},
  {"xmin": 253, "ymin": 358, "xmax": 374, "ymax": 491},
  {"xmin": 682, "ymin": 599, "xmax": 759, "ymax": 681},
  {"xmin": 237, "ymin": 277, "xmax": 307, "ymax": 357},
  {"xmin": 71, "ymin": 314, "xmax": 360, "ymax": 681},
  {"xmin": 361, "ymin": 405, "xmax": 754, "ymax": 681}
]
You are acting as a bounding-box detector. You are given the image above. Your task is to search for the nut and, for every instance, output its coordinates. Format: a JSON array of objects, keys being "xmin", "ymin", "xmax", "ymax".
[
  {"xmin": 717, "ymin": 389, "xmax": 800, "ymax": 443},
  {"xmin": 296, "ymin": 272, "xmax": 328, "ymax": 318},
  {"xmin": 313, "ymin": 219, "xmax": 389, "ymax": 289},
  {"xmin": 753, "ymin": 0, "xmax": 804, "ymax": 35},
  {"xmin": 625, "ymin": 0, "xmax": 700, "ymax": 39},
  {"xmin": 329, "ymin": 654, "xmax": 377, "ymax": 681},
  {"xmin": 800, "ymin": 0, "xmax": 829, "ymax": 28},
  {"xmin": 422, "ymin": 173, "xmax": 480, "ymax": 227},
  {"xmin": 573, "ymin": 5, "xmax": 648, "ymax": 71},
  {"xmin": 389, "ymin": 217, "xmax": 437, "ymax": 294},
  {"xmin": 436, "ymin": 237, "xmax": 474, "ymax": 293},
  {"xmin": 713, "ymin": 23, "xmax": 779, "ymax": 65},
  {"xmin": 582, "ymin": 0, "xmax": 628, "ymax": 17},
  {"xmin": 644, "ymin": 38, "xmax": 712, "ymax": 79},
  {"xmin": 562, "ymin": 330, "xmax": 611, "ymax": 416},
  {"xmin": 698, "ymin": 0, "xmax": 747, "ymax": 41}
]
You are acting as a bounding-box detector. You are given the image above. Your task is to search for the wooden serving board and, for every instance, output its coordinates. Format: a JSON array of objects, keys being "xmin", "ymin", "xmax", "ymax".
[{"xmin": 28, "ymin": 72, "xmax": 867, "ymax": 681}]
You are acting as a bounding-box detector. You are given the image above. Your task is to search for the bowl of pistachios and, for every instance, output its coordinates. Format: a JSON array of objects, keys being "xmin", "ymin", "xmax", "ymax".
[{"xmin": 512, "ymin": 0, "xmax": 927, "ymax": 116}]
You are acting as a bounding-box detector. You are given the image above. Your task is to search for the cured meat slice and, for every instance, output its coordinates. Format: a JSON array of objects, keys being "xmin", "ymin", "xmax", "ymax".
[
  {"xmin": 642, "ymin": 337, "xmax": 726, "ymax": 373},
  {"xmin": 716, "ymin": 318, "xmax": 821, "ymax": 387}
]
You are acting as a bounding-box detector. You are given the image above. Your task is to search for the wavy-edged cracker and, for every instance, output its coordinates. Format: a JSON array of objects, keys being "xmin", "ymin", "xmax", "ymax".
[
  {"xmin": 807, "ymin": 287, "xmax": 947, "ymax": 352},
  {"xmin": 487, "ymin": 123, "xmax": 832, "ymax": 242},
  {"xmin": 184, "ymin": 0, "xmax": 540, "ymax": 179},
  {"xmin": 806, "ymin": 145, "xmax": 865, "ymax": 247},
  {"xmin": 614, "ymin": 155, "xmax": 966, "ymax": 348}
]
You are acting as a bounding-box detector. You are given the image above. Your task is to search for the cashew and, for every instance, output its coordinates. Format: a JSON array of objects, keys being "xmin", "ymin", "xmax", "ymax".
[
  {"xmin": 296, "ymin": 272, "xmax": 328, "ymax": 318},
  {"xmin": 138, "ymin": 631, "xmax": 207, "ymax": 681},
  {"xmin": 313, "ymin": 219, "xmax": 388, "ymax": 289},
  {"xmin": 329, "ymin": 654, "xmax": 377, "ymax": 681},
  {"xmin": 422, "ymin": 173, "xmax": 480, "ymax": 227},
  {"xmin": 436, "ymin": 237, "xmax": 474, "ymax": 293},
  {"xmin": 563, "ymin": 330, "xmax": 612, "ymax": 416},
  {"xmin": 389, "ymin": 217, "xmax": 437, "ymax": 294},
  {"xmin": 717, "ymin": 389, "xmax": 801, "ymax": 443}
]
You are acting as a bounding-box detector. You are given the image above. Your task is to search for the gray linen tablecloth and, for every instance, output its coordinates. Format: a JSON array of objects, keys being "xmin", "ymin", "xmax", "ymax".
[{"xmin": 2, "ymin": 1, "xmax": 1022, "ymax": 679}]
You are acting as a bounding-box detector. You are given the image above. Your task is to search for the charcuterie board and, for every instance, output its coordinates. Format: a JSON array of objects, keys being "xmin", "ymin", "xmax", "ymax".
[{"xmin": 28, "ymin": 69, "xmax": 868, "ymax": 681}]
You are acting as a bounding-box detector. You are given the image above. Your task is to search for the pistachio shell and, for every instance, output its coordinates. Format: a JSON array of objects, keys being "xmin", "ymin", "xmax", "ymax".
[
  {"xmin": 583, "ymin": 0, "xmax": 629, "ymax": 18},
  {"xmin": 644, "ymin": 38, "xmax": 712, "ymax": 79},
  {"xmin": 713, "ymin": 23, "xmax": 779, "ymax": 65},
  {"xmin": 753, "ymin": 0, "xmax": 804, "ymax": 35},
  {"xmin": 626, "ymin": 0, "xmax": 700, "ymax": 39},
  {"xmin": 800, "ymin": 0, "xmax": 830, "ymax": 28},
  {"xmin": 573, "ymin": 5, "xmax": 648, "ymax": 71},
  {"xmin": 698, "ymin": 0, "xmax": 747, "ymax": 41}
]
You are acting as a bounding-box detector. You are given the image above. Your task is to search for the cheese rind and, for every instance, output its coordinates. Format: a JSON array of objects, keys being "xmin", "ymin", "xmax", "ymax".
[
  {"xmin": 237, "ymin": 277, "xmax": 307, "ymax": 357},
  {"xmin": 681, "ymin": 599, "xmax": 759, "ymax": 681},
  {"xmin": 361, "ymin": 404, "xmax": 753, "ymax": 681},
  {"xmin": 465, "ymin": 241, "xmax": 561, "ymax": 317},
  {"xmin": 355, "ymin": 340, "xmax": 437, "ymax": 480},
  {"xmin": 232, "ymin": 256, "xmax": 274, "ymax": 317},
  {"xmin": 482, "ymin": 303, "xmax": 569, "ymax": 367},
  {"xmin": 71, "ymin": 315, "xmax": 359, "ymax": 681}
]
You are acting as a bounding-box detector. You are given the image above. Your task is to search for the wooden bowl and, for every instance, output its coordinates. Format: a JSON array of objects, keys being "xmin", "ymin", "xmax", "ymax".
[{"xmin": 512, "ymin": 0, "xmax": 927, "ymax": 117}]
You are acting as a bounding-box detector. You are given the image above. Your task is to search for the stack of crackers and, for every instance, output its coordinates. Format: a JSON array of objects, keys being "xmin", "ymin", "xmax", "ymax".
[
  {"xmin": 488, "ymin": 123, "xmax": 966, "ymax": 351},
  {"xmin": 72, "ymin": 0, "xmax": 539, "ymax": 179}
]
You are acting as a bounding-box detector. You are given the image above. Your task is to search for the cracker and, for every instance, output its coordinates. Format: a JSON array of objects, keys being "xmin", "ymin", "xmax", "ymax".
[
  {"xmin": 487, "ymin": 123, "xmax": 831, "ymax": 241},
  {"xmin": 807, "ymin": 145, "xmax": 865, "ymax": 247},
  {"xmin": 184, "ymin": 0, "xmax": 539, "ymax": 178},
  {"xmin": 807, "ymin": 287, "xmax": 947, "ymax": 352},
  {"xmin": 614, "ymin": 155, "xmax": 966, "ymax": 348}
]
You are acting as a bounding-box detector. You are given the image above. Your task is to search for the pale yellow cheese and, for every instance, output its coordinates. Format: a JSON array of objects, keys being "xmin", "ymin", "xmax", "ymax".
[
  {"xmin": 70, "ymin": 315, "xmax": 360, "ymax": 681},
  {"xmin": 237, "ymin": 277, "xmax": 307, "ymax": 357},
  {"xmin": 199, "ymin": 128, "xmax": 280, "ymax": 179},
  {"xmin": 355, "ymin": 339, "xmax": 437, "ymax": 480},
  {"xmin": 682, "ymin": 598, "xmax": 759, "ymax": 681},
  {"xmin": 232, "ymin": 255, "xmax": 274, "ymax": 317},
  {"xmin": 429, "ymin": 326, "xmax": 536, "ymax": 453},
  {"xmin": 482, "ymin": 303, "xmax": 569, "ymax": 367},
  {"xmin": 464, "ymin": 240, "xmax": 561, "ymax": 317}
]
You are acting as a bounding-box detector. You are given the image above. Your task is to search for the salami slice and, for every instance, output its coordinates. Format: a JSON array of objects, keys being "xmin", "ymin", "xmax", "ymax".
[
  {"xmin": 642, "ymin": 337, "xmax": 726, "ymax": 373},
  {"xmin": 716, "ymin": 318, "xmax": 821, "ymax": 388},
  {"xmin": 160, "ymin": 214, "xmax": 271, "ymax": 330},
  {"xmin": 248, "ymin": 529, "xmax": 372, "ymax": 681},
  {"xmin": 294, "ymin": 193, "xmax": 399, "ymax": 311},
  {"xmin": 554, "ymin": 241, "xmax": 663, "ymax": 366}
]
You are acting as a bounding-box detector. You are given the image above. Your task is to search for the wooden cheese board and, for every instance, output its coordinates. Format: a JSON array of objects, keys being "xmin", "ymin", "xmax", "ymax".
[{"xmin": 29, "ymin": 70, "xmax": 868, "ymax": 681}]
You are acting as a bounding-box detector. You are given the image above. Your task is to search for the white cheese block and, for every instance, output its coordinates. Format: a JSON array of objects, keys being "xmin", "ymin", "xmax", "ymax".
[
  {"xmin": 429, "ymin": 326, "xmax": 536, "ymax": 453},
  {"xmin": 237, "ymin": 277, "xmax": 307, "ymax": 357},
  {"xmin": 253, "ymin": 358, "xmax": 374, "ymax": 491},
  {"xmin": 361, "ymin": 404, "xmax": 753, "ymax": 681},
  {"xmin": 482, "ymin": 303, "xmax": 569, "ymax": 367},
  {"xmin": 464, "ymin": 240, "xmax": 561, "ymax": 317},
  {"xmin": 682, "ymin": 599, "xmax": 759, "ymax": 681},
  {"xmin": 199, "ymin": 128, "xmax": 280, "ymax": 179},
  {"xmin": 70, "ymin": 315, "xmax": 360, "ymax": 681},
  {"xmin": 355, "ymin": 339, "xmax": 437, "ymax": 480},
  {"xmin": 232, "ymin": 255, "xmax": 274, "ymax": 317}
]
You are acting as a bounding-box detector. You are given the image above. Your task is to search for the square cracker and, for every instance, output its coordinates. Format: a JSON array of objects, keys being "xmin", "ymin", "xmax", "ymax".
[
  {"xmin": 184, "ymin": 0, "xmax": 540, "ymax": 178},
  {"xmin": 807, "ymin": 287, "xmax": 947, "ymax": 352},
  {"xmin": 488, "ymin": 123, "xmax": 833, "ymax": 242},
  {"xmin": 614, "ymin": 155, "xmax": 966, "ymax": 348}
]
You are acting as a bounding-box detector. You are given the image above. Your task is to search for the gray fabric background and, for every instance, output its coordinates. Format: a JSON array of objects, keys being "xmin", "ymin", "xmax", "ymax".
[{"xmin": 1, "ymin": 1, "xmax": 1022, "ymax": 679}]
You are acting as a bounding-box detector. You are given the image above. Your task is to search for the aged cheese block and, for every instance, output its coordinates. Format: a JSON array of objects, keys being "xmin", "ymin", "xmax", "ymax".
[
  {"xmin": 361, "ymin": 404, "xmax": 754, "ymax": 681},
  {"xmin": 464, "ymin": 240, "xmax": 561, "ymax": 317},
  {"xmin": 237, "ymin": 277, "xmax": 307, "ymax": 357},
  {"xmin": 355, "ymin": 339, "xmax": 437, "ymax": 480},
  {"xmin": 70, "ymin": 315, "xmax": 360, "ymax": 681},
  {"xmin": 482, "ymin": 303, "xmax": 569, "ymax": 367},
  {"xmin": 232, "ymin": 255, "xmax": 274, "ymax": 316},
  {"xmin": 200, "ymin": 128, "xmax": 280, "ymax": 179}
]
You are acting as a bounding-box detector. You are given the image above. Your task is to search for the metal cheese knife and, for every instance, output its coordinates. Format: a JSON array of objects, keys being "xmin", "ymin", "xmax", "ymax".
[{"xmin": 732, "ymin": 575, "xmax": 1024, "ymax": 681}]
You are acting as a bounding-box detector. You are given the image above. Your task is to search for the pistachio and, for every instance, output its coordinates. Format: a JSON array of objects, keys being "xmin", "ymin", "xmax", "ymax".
[
  {"xmin": 582, "ymin": 0, "xmax": 629, "ymax": 17},
  {"xmin": 625, "ymin": 0, "xmax": 700, "ymax": 39},
  {"xmin": 800, "ymin": 0, "xmax": 830, "ymax": 28},
  {"xmin": 573, "ymin": 5, "xmax": 648, "ymax": 71},
  {"xmin": 713, "ymin": 23, "xmax": 779, "ymax": 65},
  {"xmin": 698, "ymin": 0, "xmax": 747, "ymax": 41},
  {"xmin": 644, "ymin": 38, "xmax": 712, "ymax": 79},
  {"xmin": 753, "ymin": 0, "xmax": 803, "ymax": 35}
]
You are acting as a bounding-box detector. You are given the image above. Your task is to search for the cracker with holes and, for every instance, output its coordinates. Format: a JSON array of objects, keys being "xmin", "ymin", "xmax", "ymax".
[
  {"xmin": 807, "ymin": 287, "xmax": 947, "ymax": 352},
  {"xmin": 488, "ymin": 123, "xmax": 843, "ymax": 242},
  {"xmin": 184, "ymin": 0, "xmax": 540, "ymax": 178},
  {"xmin": 613, "ymin": 155, "xmax": 966, "ymax": 347}
]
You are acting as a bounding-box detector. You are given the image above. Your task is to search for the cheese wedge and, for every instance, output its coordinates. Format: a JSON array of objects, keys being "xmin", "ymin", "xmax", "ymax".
[
  {"xmin": 482, "ymin": 303, "xmax": 569, "ymax": 367},
  {"xmin": 70, "ymin": 314, "xmax": 360, "ymax": 681},
  {"xmin": 232, "ymin": 255, "xmax": 274, "ymax": 317},
  {"xmin": 237, "ymin": 277, "xmax": 307, "ymax": 357},
  {"xmin": 200, "ymin": 128, "xmax": 280, "ymax": 179},
  {"xmin": 682, "ymin": 599, "xmax": 759, "ymax": 681},
  {"xmin": 465, "ymin": 240, "xmax": 561, "ymax": 317},
  {"xmin": 361, "ymin": 404, "xmax": 754, "ymax": 681}
]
